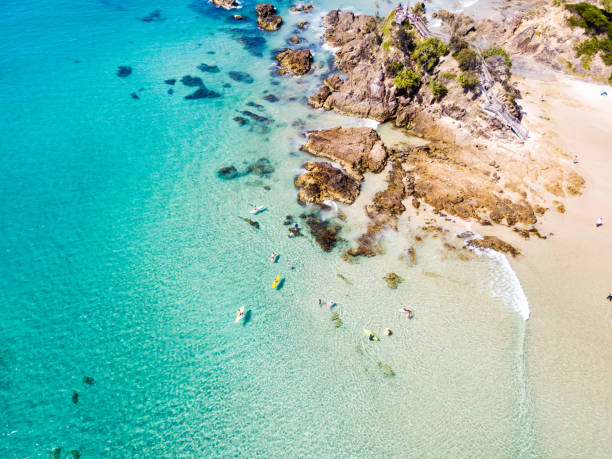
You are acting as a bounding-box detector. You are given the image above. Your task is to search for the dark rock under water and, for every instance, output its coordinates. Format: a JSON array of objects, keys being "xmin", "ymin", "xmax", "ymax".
[
  {"xmin": 228, "ymin": 71, "xmax": 254, "ymax": 83},
  {"xmin": 116, "ymin": 66, "xmax": 132, "ymax": 77},
  {"xmin": 198, "ymin": 63, "xmax": 221, "ymax": 73},
  {"xmin": 185, "ymin": 87, "xmax": 221, "ymax": 99},
  {"xmin": 141, "ymin": 9, "xmax": 165, "ymax": 22},
  {"xmin": 181, "ymin": 75, "xmax": 204, "ymax": 87},
  {"xmin": 300, "ymin": 213, "xmax": 342, "ymax": 252}
]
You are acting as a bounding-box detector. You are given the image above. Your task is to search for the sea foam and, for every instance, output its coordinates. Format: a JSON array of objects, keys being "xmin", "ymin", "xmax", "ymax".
[{"xmin": 464, "ymin": 232, "xmax": 531, "ymax": 320}]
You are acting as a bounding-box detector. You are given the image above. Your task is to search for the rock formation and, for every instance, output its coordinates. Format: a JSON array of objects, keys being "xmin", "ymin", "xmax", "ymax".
[
  {"xmin": 256, "ymin": 3, "xmax": 282, "ymax": 31},
  {"xmin": 294, "ymin": 161, "xmax": 361, "ymax": 204},
  {"xmin": 212, "ymin": 0, "xmax": 239, "ymax": 9},
  {"xmin": 275, "ymin": 48, "xmax": 312, "ymax": 75},
  {"xmin": 300, "ymin": 127, "xmax": 387, "ymax": 179}
]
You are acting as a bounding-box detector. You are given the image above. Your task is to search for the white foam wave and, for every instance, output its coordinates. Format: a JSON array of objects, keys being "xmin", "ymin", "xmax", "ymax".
[{"xmin": 464, "ymin": 233, "xmax": 531, "ymax": 320}]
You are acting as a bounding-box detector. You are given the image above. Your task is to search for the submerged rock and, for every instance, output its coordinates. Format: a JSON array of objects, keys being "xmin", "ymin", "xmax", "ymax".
[
  {"xmin": 197, "ymin": 63, "xmax": 221, "ymax": 73},
  {"xmin": 228, "ymin": 71, "xmax": 254, "ymax": 83},
  {"xmin": 71, "ymin": 391, "xmax": 79, "ymax": 404},
  {"xmin": 274, "ymin": 48, "xmax": 312, "ymax": 75},
  {"xmin": 297, "ymin": 21, "xmax": 309, "ymax": 29},
  {"xmin": 241, "ymin": 110, "xmax": 271, "ymax": 123},
  {"xmin": 263, "ymin": 93, "xmax": 279, "ymax": 102},
  {"xmin": 181, "ymin": 75, "xmax": 204, "ymax": 87},
  {"xmin": 301, "ymin": 213, "xmax": 342, "ymax": 252},
  {"xmin": 256, "ymin": 3, "xmax": 283, "ymax": 31},
  {"xmin": 300, "ymin": 126, "xmax": 387, "ymax": 179},
  {"xmin": 233, "ymin": 116, "xmax": 249, "ymax": 126},
  {"xmin": 383, "ymin": 272, "xmax": 403, "ymax": 289},
  {"xmin": 217, "ymin": 165, "xmax": 241, "ymax": 179},
  {"xmin": 240, "ymin": 217, "xmax": 260, "ymax": 229},
  {"xmin": 235, "ymin": 35, "xmax": 266, "ymax": 57},
  {"xmin": 116, "ymin": 66, "xmax": 132, "ymax": 77},
  {"xmin": 130, "ymin": 92, "xmax": 140, "ymax": 100},
  {"xmin": 164, "ymin": 78, "xmax": 176, "ymax": 85},
  {"xmin": 246, "ymin": 157, "xmax": 274, "ymax": 176},
  {"xmin": 246, "ymin": 101, "xmax": 264, "ymax": 110},
  {"xmin": 185, "ymin": 87, "xmax": 221, "ymax": 99},
  {"xmin": 141, "ymin": 9, "xmax": 165, "ymax": 22},
  {"xmin": 82, "ymin": 376, "xmax": 95, "ymax": 385},
  {"xmin": 295, "ymin": 161, "xmax": 360, "ymax": 204}
]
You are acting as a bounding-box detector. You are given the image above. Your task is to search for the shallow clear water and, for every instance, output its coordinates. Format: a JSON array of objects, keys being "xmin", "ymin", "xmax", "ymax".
[{"xmin": 0, "ymin": 0, "xmax": 537, "ymax": 456}]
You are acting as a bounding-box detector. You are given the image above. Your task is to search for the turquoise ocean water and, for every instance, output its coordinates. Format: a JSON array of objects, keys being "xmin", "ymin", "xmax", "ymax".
[{"xmin": 1, "ymin": 0, "xmax": 539, "ymax": 456}]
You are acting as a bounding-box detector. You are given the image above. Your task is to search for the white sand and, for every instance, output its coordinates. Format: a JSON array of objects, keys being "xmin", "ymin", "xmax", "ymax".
[{"xmin": 510, "ymin": 74, "xmax": 612, "ymax": 455}]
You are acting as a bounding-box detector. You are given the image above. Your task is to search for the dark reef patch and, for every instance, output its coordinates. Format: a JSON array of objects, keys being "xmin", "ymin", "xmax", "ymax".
[
  {"xmin": 198, "ymin": 63, "xmax": 221, "ymax": 73},
  {"xmin": 185, "ymin": 87, "xmax": 221, "ymax": 99},
  {"xmin": 164, "ymin": 78, "xmax": 176, "ymax": 85},
  {"xmin": 228, "ymin": 71, "xmax": 254, "ymax": 83},
  {"xmin": 181, "ymin": 75, "xmax": 204, "ymax": 87},
  {"xmin": 117, "ymin": 66, "xmax": 132, "ymax": 77},
  {"xmin": 263, "ymin": 93, "xmax": 279, "ymax": 102},
  {"xmin": 141, "ymin": 9, "xmax": 165, "ymax": 22},
  {"xmin": 300, "ymin": 213, "xmax": 342, "ymax": 252}
]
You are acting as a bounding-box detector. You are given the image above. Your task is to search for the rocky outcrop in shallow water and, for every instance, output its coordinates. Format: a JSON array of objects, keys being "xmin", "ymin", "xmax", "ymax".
[
  {"xmin": 295, "ymin": 161, "xmax": 360, "ymax": 204},
  {"xmin": 466, "ymin": 236, "xmax": 520, "ymax": 257},
  {"xmin": 275, "ymin": 48, "xmax": 312, "ymax": 75},
  {"xmin": 300, "ymin": 127, "xmax": 386, "ymax": 180},
  {"xmin": 212, "ymin": 0, "xmax": 240, "ymax": 9},
  {"xmin": 256, "ymin": 3, "xmax": 282, "ymax": 31}
]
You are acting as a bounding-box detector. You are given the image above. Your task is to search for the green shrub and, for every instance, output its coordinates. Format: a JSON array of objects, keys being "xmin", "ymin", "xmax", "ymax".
[
  {"xmin": 430, "ymin": 79, "xmax": 448, "ymax": 99},
  {"xmin": 481, "ymin": 46, "xmax": 512, "ymax": 68},
  {"xmin": 458, "ymin": 70, "xmax": 479, "ymax": 89},
  {"xmin": 382, "ymin": 40, "xmax": 392, "ymax": 52},
  {"xmin": 454, "ymin": 48, "xmax": 481, "ymax": 70},
  {"xmin": 449, "ymin": 35, "xmax": 469, "ymax": 54},
  {"xmin": 566, "ymin": 2, "xmax": 610, "ymax": 34},
  {"xmin": 388, "ymin": 61, "xmax": 404, "ymax": 75},
  {"xmin": 441, "ymin": 71, "xmax": 457, "ymax": 80},
  {"xmin": 393, "ymin": 67, "xmax": 422, "ymax": 91},
  {"xmin": 412, "ymin": 38, "xmax": 448, "ymax": 72},
  {"xmin": 393, "ymin": 26, "xmax": 417, "ymax": 54}
]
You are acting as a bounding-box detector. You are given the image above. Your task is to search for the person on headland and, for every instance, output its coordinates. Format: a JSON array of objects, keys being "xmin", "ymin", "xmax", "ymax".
[
  {"xmin": 607, "ymin": 293, "xmax": 612, "ymax": 302},
  {"xmin": 596, "ymin": 217, "xmax": 603, "ymax": 227}
]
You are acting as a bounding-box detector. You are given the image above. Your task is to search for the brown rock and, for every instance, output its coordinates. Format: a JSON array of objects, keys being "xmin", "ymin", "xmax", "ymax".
[
  {"xmin": 290, "ymin": 3, "xmax": 313, "ymax": 12},
  {"xmin": 466, "ymin": 236, "xmax": 520, "ymax": 257},
  {"xmin": 275, "ymin": 48, "xmax": 312, "ymax": 75},
  {"xmin": 289, "ymin": 35, "xmax": 300, "ymax": 44},
  {"xmin": 383, "ymin": 272, "xmax": 403, "ymax": 288},
  {"xmin": 256, "ymin": 3, "xmax": 283, "ymax": 30},
  {"xmin": 308, "ymin": 85, "xmax": 331, "ymax": 108},
  {"xmin": 294, "ymin": 161, "xmax": 361, "ymax": 204},
  {"xmin": 412, "ymin": 197, "xmax": 420, "ymax": 209},
  {"xmin": 298, "ymin": 21, "xmax": 309, "ymax": 29},
  {"xmin": 212, "ymin": 0, "xmax": 239, "ymax": 9},
  {"xmin": 300, "ymin": 126, "xmax": 387, "ymax": 179}
]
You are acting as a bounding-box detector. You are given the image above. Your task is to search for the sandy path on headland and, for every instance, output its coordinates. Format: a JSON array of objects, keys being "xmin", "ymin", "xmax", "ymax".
[{"xmin": 511, "ymin": 75, "xmax": 612, "ymax": 455}]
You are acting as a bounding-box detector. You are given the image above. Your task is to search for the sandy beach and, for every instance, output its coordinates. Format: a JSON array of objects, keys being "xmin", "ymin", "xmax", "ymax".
[{"xmin": 511, "ymin": 74, "xmax": 612, "ymax": 454}]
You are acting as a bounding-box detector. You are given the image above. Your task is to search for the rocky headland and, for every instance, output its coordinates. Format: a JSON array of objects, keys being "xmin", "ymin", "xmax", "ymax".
[{"xmin": 294, "ymin": 4, "xmax": 590, "ymax": 259}]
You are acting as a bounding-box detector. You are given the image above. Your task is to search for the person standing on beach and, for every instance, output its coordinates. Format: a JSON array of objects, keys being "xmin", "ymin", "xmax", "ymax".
[
  {"xmin": 318, "ymin": 299, "xmax": 322, "ymax": 307},
  {"xmin": 596, "ymin": 217, "xmax": 603, "ymax": 227},
  {"xmin": 607, "ymin": 293, "xmax": 612, "ymax": 302}
]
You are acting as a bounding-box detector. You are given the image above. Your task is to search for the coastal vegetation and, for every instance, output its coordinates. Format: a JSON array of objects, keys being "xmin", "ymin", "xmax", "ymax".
[
  {"xmin": 481, "ymin": 46, "xmax": 512, "ymax": 68},
  {"xmin": 457, "ymin": 70, "xmax": 479, "ymax": 90},
  {"xmin": 412, "ymin": 38, "xmax": 448, "ymax": 72},
  {"xmin": 393, "ymin": 67, "xmax": 422, "ymax": 91},
  {"xmin": 565, "ymin": 2, "xmax": 612, "ymax": 71},
  {"xmin": 454, "ymin": 48, "xmax": 480, "ymax": 71},
  {"xmin": 430, "ymin": 79, "xmax": 448, "ymax": 99}
]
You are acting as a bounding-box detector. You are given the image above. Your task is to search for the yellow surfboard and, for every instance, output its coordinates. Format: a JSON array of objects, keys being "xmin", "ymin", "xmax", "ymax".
[{"xmin": 272, "ymin": 275, "xmax": 280, "ymax": 289}]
